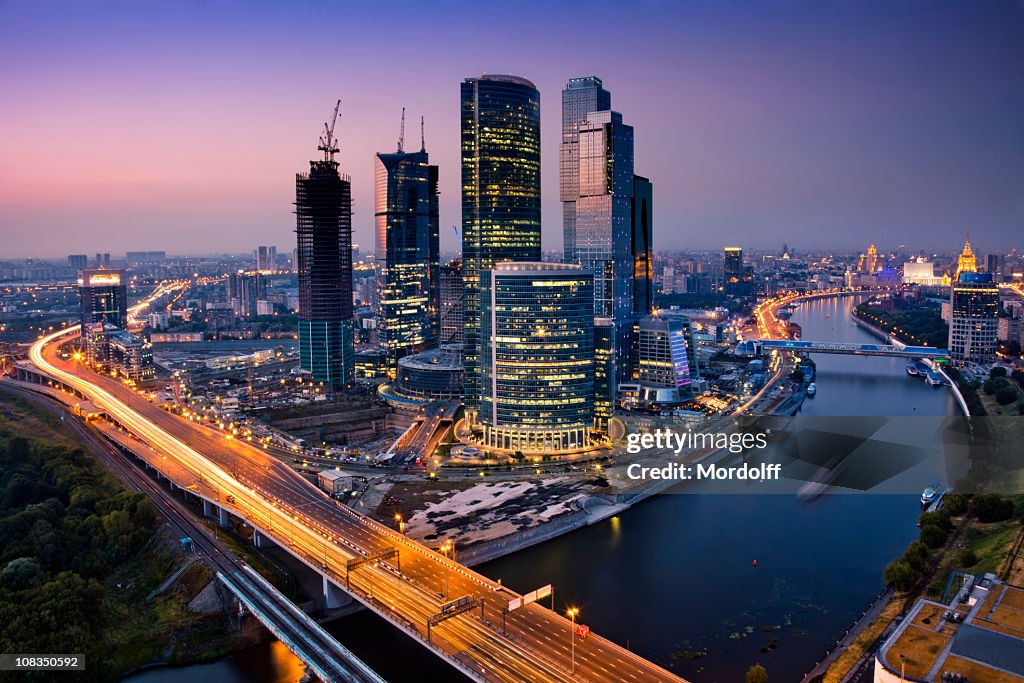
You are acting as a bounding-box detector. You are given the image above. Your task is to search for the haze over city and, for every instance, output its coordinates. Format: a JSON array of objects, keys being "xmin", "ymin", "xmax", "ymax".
[{"xmin": 1, "ymin": 0, "xmax": 1021, "ymax": 257}]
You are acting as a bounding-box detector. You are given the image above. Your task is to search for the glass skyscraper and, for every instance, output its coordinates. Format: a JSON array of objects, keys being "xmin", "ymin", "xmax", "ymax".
[
  {"xmin": 632, "ymin": 175, "xmax": 654, "ymax": 318},
  {"xmin": 561, "ymin": 76, "xmax": 610, "ymax": 264},
  {"xmin": 375, "ymin": 143, "xmax": 439, "ymax": 377},
  {"xmin": 478, "ymin": 263, "xmax": 594, "ymax": 453},
  {"xmin": 78, "ymin": 268, "xmax": 128, "ymax": 331},
  {"xmin": 461, "ymin": 74, "xmax": 541, "ymax": 411},
  {"xmin": 295, "ymin": 120, "xmax": 354, "ymax": 388},
  {"xmin": 949, "ymin": 272, "xmax": 1000, "ymax": 365}
]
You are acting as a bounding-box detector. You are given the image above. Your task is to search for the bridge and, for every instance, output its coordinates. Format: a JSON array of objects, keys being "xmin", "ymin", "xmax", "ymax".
[
  {"xmin": 19, "ymin": 325, "xmax": 686, "ymax": 683},
  {"xmin": 751, "ymin": 339, "xmax": 950, "ymax": 359},
  {"xmin": 219, "ymin": 566, "xmax": 385, "ymax": 683}
]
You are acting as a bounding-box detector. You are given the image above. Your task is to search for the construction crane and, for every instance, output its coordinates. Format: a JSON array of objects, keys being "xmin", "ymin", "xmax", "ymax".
[
  {"xmin": 318, "ymin": 99, "xmax": 341, "ymax": 162},
  {"xmin": 397, "ymin": 107, "xmax": 406, "ymax": 153}
]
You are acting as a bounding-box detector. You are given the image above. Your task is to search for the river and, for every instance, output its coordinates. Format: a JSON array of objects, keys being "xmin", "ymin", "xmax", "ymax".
[{"xmin": 126, "ymin": 294, "xmax": 958, "ymax": 683}]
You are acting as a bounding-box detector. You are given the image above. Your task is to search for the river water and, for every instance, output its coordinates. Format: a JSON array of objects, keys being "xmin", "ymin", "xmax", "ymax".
[{"xmin": 126, "ymin": 295, "xmax": 958, "ymax": 683}]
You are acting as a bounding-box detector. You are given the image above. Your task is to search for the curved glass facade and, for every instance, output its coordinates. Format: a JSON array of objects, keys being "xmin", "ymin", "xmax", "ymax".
[
  {"xmin": 478, "ymin": 263, "xmax": 594, "ymax": 453},
  {"xmin": 461, "ymin": 75, "xmax": 541, "ymax": 412}
]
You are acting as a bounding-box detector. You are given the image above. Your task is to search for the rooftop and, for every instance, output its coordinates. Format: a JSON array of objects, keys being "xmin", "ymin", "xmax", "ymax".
[{"xmin": 877, "ymin": 574, "xmax": 1024, "ymax": 682}]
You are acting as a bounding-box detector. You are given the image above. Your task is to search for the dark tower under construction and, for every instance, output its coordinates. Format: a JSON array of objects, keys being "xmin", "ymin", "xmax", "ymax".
[{"xmin": 295, "ymin": 100, "xmax": 354, "ymax": 388}]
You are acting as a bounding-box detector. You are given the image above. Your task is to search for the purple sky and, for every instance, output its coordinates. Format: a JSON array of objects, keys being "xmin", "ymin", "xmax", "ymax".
[{"xmin": 1, "ymin": 1, "xmax": 1022, "ymax": 258}]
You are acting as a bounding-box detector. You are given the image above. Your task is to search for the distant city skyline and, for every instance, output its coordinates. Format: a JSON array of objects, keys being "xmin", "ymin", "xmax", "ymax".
[{"xmin": 1, "ymin": 1, "xmax": 1022, "ymax": 257}]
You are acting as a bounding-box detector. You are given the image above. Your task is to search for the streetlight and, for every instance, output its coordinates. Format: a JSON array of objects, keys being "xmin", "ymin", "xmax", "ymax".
[
  {"xmin": 394, "ymin": 512, "xmax": 405, "ymax": 535},
  {"xmin": 440, "ymin": 539, "xmax": 453, "ymax": 598},
  {"xmin": 566, "ymin": 607, "xmax": 579, "ymax": 673}
]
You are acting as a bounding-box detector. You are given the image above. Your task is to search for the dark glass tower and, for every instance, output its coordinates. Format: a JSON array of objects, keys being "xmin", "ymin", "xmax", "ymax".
[
  {"xmin": 295, "ymin": 104, "xmax": 354, "ymax": 388},
  {"xmin": 375, "ymin": 138, "xmax": 439, "ymax": 377},
  {"xmin": 561, "ymin": 77, "xmax": 611, "ymax": 263},
  {"xmin": 461, "ymin": 74, "xmax": 541, "ymax": 411},
  {"xmin": 79, "ymin": 268, "xmax": 128, "ymax": 330},
  {"xmin": 632, "ymin": 175, "xmax": 654, "ymax": 318}
]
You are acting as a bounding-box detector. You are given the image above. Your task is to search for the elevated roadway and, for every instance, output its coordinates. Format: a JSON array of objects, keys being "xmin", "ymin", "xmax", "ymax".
[{"xmin": 27, "ymin": 325, "xmax": 686, "ymax": 683}]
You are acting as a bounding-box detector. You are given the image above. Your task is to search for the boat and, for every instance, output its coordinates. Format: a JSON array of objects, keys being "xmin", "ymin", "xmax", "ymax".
[
  {"xmin": 906, "ymin": 362, "xmax": 920, "ymax": 376},
  {"xmin": 806, "ymin": 383, "xmax": 817, "ymax": 396},
  {"xmin": 921, "ymin": 480, "xmax": 942, "ymax": 507},
  {"xmin": 926, "ymin": 371, "xmax": 945, "ymax": 387}
]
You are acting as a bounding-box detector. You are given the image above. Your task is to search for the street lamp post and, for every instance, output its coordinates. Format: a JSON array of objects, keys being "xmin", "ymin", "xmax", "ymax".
[
  {"xmin": 566, "ymin": 607, "xmax": 579, "ymax": 674},
  {"xmin": 440, "ymin": 540, "xmax": 452, "ymax": 599}
]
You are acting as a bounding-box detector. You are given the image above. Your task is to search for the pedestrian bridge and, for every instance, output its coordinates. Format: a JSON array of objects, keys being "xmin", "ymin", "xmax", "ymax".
[{"xmin": 751, "ymin": 339, "xmax": 950, "ymax": 359}]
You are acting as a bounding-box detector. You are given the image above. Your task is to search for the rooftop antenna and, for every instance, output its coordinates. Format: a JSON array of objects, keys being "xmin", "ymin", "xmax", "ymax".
[
  {"xmin": 420, "ymin": 115, "xmax": 425, "ymax": 152},
  {"xmin": 398, "ymin": 107, "xmax": 406, "ymax": 153},
  {"xmin": 318, "ymin": 99, "xmax": 341, "ymax": 162}
]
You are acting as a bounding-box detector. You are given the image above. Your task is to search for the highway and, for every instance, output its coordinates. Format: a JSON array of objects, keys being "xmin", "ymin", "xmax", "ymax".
[
  {"xmin": 29, "ymin": 324, "xmax": 686, "ymax": 683},
  {"xmin": 0, "ymin": 383, "xmax": 384, "ymax": 683}
]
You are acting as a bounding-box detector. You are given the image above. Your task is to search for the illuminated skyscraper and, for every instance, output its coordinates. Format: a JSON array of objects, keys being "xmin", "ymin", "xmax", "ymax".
[
  {"xmin": 79, "ymin": 268, "xmax": 128, "ymax": 330},
  {"xmin": 724, "ymin": 247, "xmax": 748, "ymax": 295},
  {"xmin": 295, "ymin": 103, "xmax": 354, "ymax": 388},
  {"xmin": 461, "ymin": 74, "xmax": 541, "ymax": 410},
  {"xmin": 561, "ymin": 76, "xmax": 610, "ymax": 263},
  {"xmin": 949, "ymin": 272, "xmax": 999, "ymax": 364},
  {"xmin": 954, "ymin": 237, "xmax": 978, "ymax": 282},
  {"xmin": 440, "ymin": 260, "xmax": 464, "ymax": 344},
  {"xmin": 631, "ymin": 175, "xmax": 654, "ymax": 318},
  {"xmin": 478, "ymin": 263, "xmax": 594, "ymax": 453},
  {"xmin": 375, "ymin": 131, "xmax": 439, "ymax": 377}
]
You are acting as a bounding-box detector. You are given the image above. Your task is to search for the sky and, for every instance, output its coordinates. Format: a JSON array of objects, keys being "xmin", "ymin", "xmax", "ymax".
[{"xmin": 1, "ymin": 0, "xmax": 1022, "ymax": 258}]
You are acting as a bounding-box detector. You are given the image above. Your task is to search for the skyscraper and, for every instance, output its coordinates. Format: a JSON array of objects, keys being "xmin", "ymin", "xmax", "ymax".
[
  {"xmin": 631, "ymin": 175, "xmax": 654, "ymax": 318},
  {"xmin": 295, "ymin": 102, "xmax": 354, "ymax": 388},
  {"xmin": 440, "ymin": 260, "xmax": 464, "ymax": 344},
  {"xmin": 79, "ymin": 268, "xmax": 128, "ymax": 330},
  {"xmin": 949, "ymin": 272, "xmax": 999, "ymax": 365},
  {"xmin": 68, "ymin": 254, "xmax": 88, "ymax": 272},
  {"xmin": 724, "ymin": 247, "xmax": 744, "ymax": 295},
  {"xmin": 229, "ymin": 271, "xmax": 265, "ymax": 317},
  {"xmin": 561, "ymin": 76, "xmax": 610, "ymax": 263},
  {"xmin": 461, "ymin": 74, "xmax": 541, "ymax": 410},
  {"xmin": 256, "ymin": 245, "xmax": 277, "ymax": 272},
  {"xmin": 375, "ymin": 128, "xmax": 439, "ymax": 377},
  {"xmin": 478, "ymin": 263, "xmax": 594, "ymax": 453}
]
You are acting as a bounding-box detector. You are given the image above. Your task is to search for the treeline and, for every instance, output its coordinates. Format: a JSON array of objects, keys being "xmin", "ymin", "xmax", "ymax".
[
  {"xmin": 884, "ymin": 493, "xmax": 1019, "ymax": 592},
  {"xmin": 0, "ymin": 409, "xmax": 157, "ymax": 681},
  {"xmin": 854, "ymin": 299, "xmax": 948, "ymax": 348}
]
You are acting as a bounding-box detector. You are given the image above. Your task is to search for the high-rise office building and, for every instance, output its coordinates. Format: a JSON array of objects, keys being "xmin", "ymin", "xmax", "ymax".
[
  {"xmin": 375, "ymin": 135, "xmax": 440, "ymax": 377},
  {"xmin": 574, "ymin": 109, "xmax": 636, "ymax": 382},
  {"xmin": 295, "ymin": 104, "xmax": 354, "ymax": 388},
  {"xmin": 256, "ymin": 245, "xmax": 277, "ymax": 272},
  {"xmin": 561, "ymin": 76, "xmax": 610, "ymax": 263},
  {"xmin": 440, "ymin": 260, "xmax": 464, "ymax": 344},
  {"xmin": 949, "ymin": 272, "xmax": 999, "ymax": 365},
  {"xmin": 68, "ymin": 254, "xmax": 88, "ymax": 272},
  {"xmin": 635, "ymin": 314, "xmax": 691, "ymax": 393},
  {"xmin": 724, "ymin": 247, "xmax": 747, "ymax": 295},
  {"xmin": 229, "ymin": 271, "xmax": 266, "ymax": 317},
  {"xmin": 461, "ymin": 74, "xmax": 541, "ymax": 410},
  {"xmin": 631, "ymin": 175, "xmax": 654, "ymax": 318},
  {"xmin": 95, "ymin": 253, "xmax": 111, "ymax": 268},
  {"xmin": 593, "ymin": 318, "xmax": 615, "ymax": 432},
  {"xmin": 986, "ymin": 253, "xmax": 1004, "ymax": 282},
  {"xmin": 79, "ymin": 268, "xmax": 128, "ymax": 331},
  {"xmin": 478, "ymin": 263, "xmax": 594, "ymax": 453}
]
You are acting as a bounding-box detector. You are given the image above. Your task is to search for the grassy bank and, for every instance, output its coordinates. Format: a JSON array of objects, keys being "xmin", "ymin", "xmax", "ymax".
[{"xmin": 0, "ymin": 390, "xmax": 240, "ymax": 682}]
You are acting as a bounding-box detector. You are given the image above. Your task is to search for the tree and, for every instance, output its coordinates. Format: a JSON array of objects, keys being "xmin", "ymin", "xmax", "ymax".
[
  {"xmin": 902, "ymin": 541, "xmax": 929, "ymax": 571},
  {"xmin": 746, "ymin": 663, "xmax": 768, "ymax": 683},
  {"xmin": 990, "ymin": 366, "xmax": 1007, "ymax": 379},
  {"xmin": 995, "ymin": 387, "xmax": 1019, "ymax": 406},
  {"xmin": 920, "ymin": 524, "xmax": 949, "ymax": 549},
  {"xmin": 790, "ymin": 368, "xmax": 805, "ymax": 383},
  {"xmin": 971, "ymin": 494, "xmax": 1014, "ymax": 523},
  {"xmin": 959, "ymin": 549, "xmax": 978, "ymax": 567},
  {"xmin": 885, "ymin": 560, "xmax": 922, "ymax": 592},
  {"xmin": 944, "ymin": 493, "xmax": 968, "ymax": 516}
]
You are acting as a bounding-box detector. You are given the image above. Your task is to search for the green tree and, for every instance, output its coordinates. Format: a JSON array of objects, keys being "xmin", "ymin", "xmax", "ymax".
[
  {"xmin": 990, "ymin": 366, "xmax": 1008, "ymax": 379},
  {"xmin": 995, "ymin": 387, "xmax": 1019, "ymax": 405},
  {"xmin": 902, "ymin": 541, "xmax": 929, "ymax": 572},
  {"xmin": 746, "ymin": 663, "xmax": 768, "ymax": 683},
  {"xmin": 971, "ymin": 494, "xmax": 1014, "ymax": 523},
  {"xmin": 944, "ymin": 493, "xmax": 968, "ymax": 516},
  {"xmin": 959, "ymin": 549, "xmax": 978, "ymax": 567},
  {"xmin": 920, "ymin": 524, "xmax": 949, "ymax": 549},
  {"xmin": 884, "ymin": 560, "xmax": 922, "ymax": 592}
]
